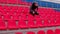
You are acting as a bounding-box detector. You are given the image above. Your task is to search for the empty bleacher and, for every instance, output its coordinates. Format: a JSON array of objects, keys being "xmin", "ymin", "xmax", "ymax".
[{"xmin": 0, "ymin": 0, "xmax": 60, "ymax": 34}]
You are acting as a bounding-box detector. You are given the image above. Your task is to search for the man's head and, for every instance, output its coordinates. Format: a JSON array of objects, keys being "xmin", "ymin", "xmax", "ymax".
[{"xmin": 32, "ymin": 2, "xmax": 38, "ymax": 6}]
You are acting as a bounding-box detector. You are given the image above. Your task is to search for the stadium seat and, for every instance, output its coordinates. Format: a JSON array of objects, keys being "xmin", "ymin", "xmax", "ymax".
[
  {"xmin": 55, "ymin": 29, "xmax": 60, "ymax": 34},
  {"xmin": 27, "ymin": 15, "xmax": 35, "ymax": 20},
  {"xmin": 27, "ymin": 31, "xmax": 35, "ymax": 34},
  {"xmin": 0, "ymin": 0, "xmax": 7, "ymax": 3},
  {"xmin": 27, "ymin": 20, "xmax": 37, "ymax": 28},
  {"xmin": 18, "ymin": 6, "xmax": 24, "ymax": 13},
  {"xmin": 7, "ymin": 20, "xmax": 18, "ymax": 29},
  {"xmin": 18, "ymin": 20, "xmax": 28, "ymax": 28},
  {"xmin": 55, "ymin": 19, "xmax": 60, "ymax": 26},
  {"xmin": 0, "ymin": 15, "xmax": 3, "ymax": 20},
  {"xmin": 3, "ymin": 6, "xmax": 11, "ymax": 11},
  {"xmin": 37, "ymin": 30, "xmax": 45, "ymax": 34},
  {"xmin": 47, "ymin": 30, "xmax": 55, "ymax": 34},
  {"xmin": 11, "ymin": 6, "xmax": 18, "ymax": 11},
  {"xmin": 48, "ymin": 19, "xmax": 56, "ymax": 26},
  {"xmin": 7, "ymin": 0, "xmax": 17, "ymax": 4},
  {"xmin": 12, "ymin": 15, "xmax": 20, "ymax": 20},
  {"xmin": 0, "ymin": 21, "xmax": 6, "ymax": 30},
  {"xmin": 23, "ymin": 7, "xmax": 29, "ymax": 14},
  {"xmin": 4, "ymin": 15, "xmax": 11, "ymax": 20}
]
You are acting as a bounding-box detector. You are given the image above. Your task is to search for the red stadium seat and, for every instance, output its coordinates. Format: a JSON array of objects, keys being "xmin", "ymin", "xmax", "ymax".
[
  {"xmin": 55, "ymin": 29, "xmax": 60, "ymax": 34},
  {"xmin": 47, "ymin": 30, "xmax": 55, "ymax": 34},
  {"xmin": 48, "ymin": 19, "xmax": 55, "ymax": 26},
  {"xmin": 12, "ymin": 15, "xmax": 21, "ymax": 20},
  {"xmin": 27, "ymin": 31, "xmax": 35, "ymax": 34},
  {"xmin": 36, "ymin": 19, "xmax": 43, "ymax": 27},
  {"xmin": 4, "ymin": 15, "xmax": 11, "ymax": 20},
  {"xmin": 18, "ymin": 6, "xmax": 24, "ymax": 13},
  {"xmin": 55, "ymin": 19, "xmax": 60, "ymax": 26},
  {"xmin": 0, "ymin": 15, "xmax": 3, "ymax": 20},
  {"xmin": 7, "ymin": 0, "xmax": 17, "ymax": 4},
  {"xmin": 27, "ymin": 20, "xmax": 37, "ymax": 28},
  {"xmin": 8, "ymin": 20, "xmax": 18, "ymax": 29},
  {"xmin": 0, "ymin": 0, "xmax": 7, "ymax": 3},
  {"xmin": 0, "ymin": 21, "xmax": 6, "ymax": 30},
  {"xmin": 3, "ymin": 6, "xmax": 11, "ymax": 11},
  {"xmin": 18, "ymin": 20, "xmax": 28, "ymax": 28},
  {"xmin": 37, "ymin": 30, "xmax": 45, "ymax": 34},
  {"xmin": 23, "ymin": 7, "xmax": 30, "ymax": 14}
]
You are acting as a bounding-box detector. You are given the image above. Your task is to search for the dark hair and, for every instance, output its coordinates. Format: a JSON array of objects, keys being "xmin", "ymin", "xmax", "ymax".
[
  {"xmin": 30, "ymin": 2, "xmax": 38, "ymax": 10},
  {"xmin": 31, "ymin": 2, "xmax": 38, "ymax": 7}
]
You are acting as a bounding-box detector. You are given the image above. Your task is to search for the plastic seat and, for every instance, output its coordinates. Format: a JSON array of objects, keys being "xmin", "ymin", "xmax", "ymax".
[
  {"xmin": 16, "ymin": 32, "xmax": 22, "ymax": 34},
  {"xmin": 27, "ymin": 20, "xmax": 37, "ymax": 28},
  {"xmin": 3, "ymin": 6, "xmax": 11, "ymax": 11},
  {"xmin": 55, "ymin": 19, "xmax": 60, "ymax": 26},
  {"xmin": 36, "ymin": 19, "xmax": 43, "ymax": 27},
  {"xmin": 47, "ymin": 30, "xmax": 55, "ymax": 34},
  {"xmin": 0, "ymin": 0, "xmax": 7, "ymax": 3},
  {"xmin": 0, "ymin": 16, "xmax": 2, "ymax": 20},
  {"xmin": 18, "ymin": 0, "xmax": 26, "ymax": 5},
  {"xmin": 27, "ymin": 31, "xmax": 35, "ymax": 34},
  {"xmin": 7, "ymin": 0, "xmax": 17, "ymax": 4},
  {"xmin": 0, "ymin": 6, "xmax": 4, "ymax": 11},
  {"xmin": 18, "ymin": 20, "xmax": 28, "ymax": 28},
  {"xmin": 18, "ymin": 6, "xmax": 24, "ymax": 12},
  {"xmin": 0, "ymin": 21, "xmax": 6, "ymax": 30},
  {"xmin": 4, "ymin": 15, "xmax": 11, "ymax": 20},
  {"xmin": 55, "ymin": 29, "xmax": 60, "ymax": 34},
  {"xmin": 27, "ymin": 15, "xmax": 34, "ymax": 21},
  {"xmin": 37, "ymin": 30, "xmax": 45, "ymax": 34},
  {"xmin": 45, "ymin": 19, "xmax": 55, "ymax": 26},
  {"xmin": 8, "ymin": 20, "xmax": 18, "ymax": 29},
  {"xmin": 23, "ymin": 7, "xmax": 29, "ymax": 14},
  {"xmin": 11, "ymin": 6, "xmax": 18, "ymax": 11},
  {"xmin": 12, "ymin": 15, "xmax": 21, "ymax": 20}
]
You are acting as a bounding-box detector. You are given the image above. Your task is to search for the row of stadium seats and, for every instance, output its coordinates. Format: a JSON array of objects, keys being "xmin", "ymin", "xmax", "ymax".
[
  {"xmin": 16, "ymin": 29, "xmax": 60, "ymax": 34},
  {"xmin": 0, "ymin": 0, "xmax": 31, "ymax": 5},
  {"xmin": 0, "ymin": 5, "xmax": 60, "ymax": 30},
  {"xmin": 0, "ymin": 19, "xmax": 60, "ymax": 30}
]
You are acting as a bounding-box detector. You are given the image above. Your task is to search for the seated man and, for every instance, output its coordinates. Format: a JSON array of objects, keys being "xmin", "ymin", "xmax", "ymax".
[{"xmin": 30, "ymin": 2, "xmax": 39, "ymax": 16}]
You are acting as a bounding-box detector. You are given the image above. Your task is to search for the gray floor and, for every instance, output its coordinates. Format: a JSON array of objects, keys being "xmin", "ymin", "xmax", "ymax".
[{"xmin": 0, "ymin": 26, "xmax": 60, "ymax": 34}]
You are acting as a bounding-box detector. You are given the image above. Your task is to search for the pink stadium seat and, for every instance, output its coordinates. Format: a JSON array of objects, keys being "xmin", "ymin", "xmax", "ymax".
[
  {"xmin": 18, "ymin": 0, "xmax": 28, "ymax": 5},
  {"xmin": 11, "ymin": 6, "xmax": 18, "ymax": 11},
  {"xmin": 16, "ymin": 32, "xmax": 22, "ymax": 34},
  {"xmin": 37, "ymin": 30, "xmax": 45, "ymax": 34},
  {"xmin": 55, "ymin": 29, "xmax": 60, "ymax": 34},
  {"xmin": 27, "ymin": 31, "xmax": 35, "ymax": 34},
  {"xmin": 7, "ymin": 0, "xmax": 17, "ymax": 4},
  {"xmin": 12, "ymin": 15, "xmax": 20, "ymax": 20},
  {"xmin": 0, "ymin": 6, "xmax": 3, "ymax": 11},
  {"xmin": 8, "ymin": 20, "xmax": 18, "ymax": 29},
  {"xmin": 47, "ymin": 30, "xmax": 55, "ymax": 34},
  {"xmin": 27, "ymin": 15, "xmax": 34, "ymax": 20},
  {"xmin": 4, "ymin": 15, "xmax": 11, "ymax": 20},
  {"xmin": 0, "ymin": 0, "xmax": 7, "ymax": 3},
  {"xmin": 23, "ymin": 7, "xmax": 29, "ymax": 14},
  {"xmin": 55, "ymin": 19, "xmax": 60, "ymax": 26},
  {"xmin": 3, "ymin": 6, "xmax": 11, "ymax": 11},
  {"xmin": 18, "ymin": 20, "xmax": 28, "ymax": 28},
  {"xmin": 48, "ymin": 19, "xmax": 55, "ymax": 26},
  {"xmin": 0, "ymin": 21, "xmax": 6, "ymax": 30},
  {"xmin": 27, "ymin": 20, "xmax": 37, "ymax": 28},
  {"xmin": 18, "ymin": 6, "xmax": 24, "ymax": 13},
  {"xmin": 0, "ymin": 15, "xmax": 2, "ymax": 20},
  {"xmin": 36, "ymin": 19, "xmax": 43, "ymax": 27}
]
